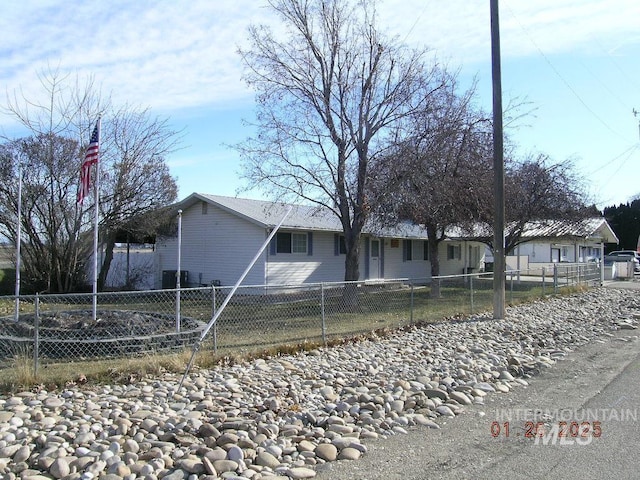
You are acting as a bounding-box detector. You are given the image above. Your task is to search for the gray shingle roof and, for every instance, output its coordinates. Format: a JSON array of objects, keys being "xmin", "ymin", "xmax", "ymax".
[
  {"xmin": 197, "ymin": 194, "xmax": 342, "ymax": 231},
  {"xmin": 520, "ymin": 218, "xmax": 618, "ymax": 242},
  {"xmin": 175, "ymin": 193, "xmax": 617, "ymax": 243},
  {"xmin": 176, "ymin": 193, "xmax": 431, "ymax": 238}
]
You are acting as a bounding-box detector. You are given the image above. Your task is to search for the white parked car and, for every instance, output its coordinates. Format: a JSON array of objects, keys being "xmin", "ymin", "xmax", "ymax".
[{"xmin": 605, "ymin": 250, "xmax": 640, "ymax": 273}]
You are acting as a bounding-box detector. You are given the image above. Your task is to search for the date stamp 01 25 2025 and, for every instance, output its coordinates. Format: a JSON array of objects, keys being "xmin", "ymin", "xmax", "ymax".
[{"xmin": 490, "ymin": 421, "xmax": 601, "ymax": 446}]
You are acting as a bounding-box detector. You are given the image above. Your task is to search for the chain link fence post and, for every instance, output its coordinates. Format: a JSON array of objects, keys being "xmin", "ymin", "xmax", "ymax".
[
  {"xmin": 509, "ymin": 271, "xmax": 514, "ymax": 304},
  {"xmin": 34, "ymin": 293, "xmax": 40, "ymax": 378},
  {"xmin": 321, "ymin": 283, "xmax": 327, "ymax": 346},
  {"xmin": 211, "ymin": 286, "xmax": 218, "ymax": 353},
  {"xmin": 542, "ymin": 267, "xmax": 546, "ymax": 296},
  {"xmin": 578, "ymin": 264, "xmax": 581, "ymax": 285},
  {"xmin": 470, "ymin": 274, "xmax": 474, "ymax": 314},
  {"xmin": 410, "ymin": 282, "xmax": 414, "ymax": 324},
  {"xmin": 553, "ymin": 264, "xmax": 559, "ymax": 293}
]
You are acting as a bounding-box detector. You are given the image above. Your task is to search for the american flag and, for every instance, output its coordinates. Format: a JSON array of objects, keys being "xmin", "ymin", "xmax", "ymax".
[{"xmin": 77, "ymin": 120, "xmax": 100, "ymax": 204}]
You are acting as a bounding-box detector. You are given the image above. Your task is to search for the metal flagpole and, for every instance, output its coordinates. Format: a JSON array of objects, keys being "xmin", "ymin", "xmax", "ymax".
[
  {"xmin": 14, "ymin": 162, "xmax": 22, "ymax": 322},
  {"xmin": 91, "ymin": 117, "xmax": 102, "ymax": 321}
]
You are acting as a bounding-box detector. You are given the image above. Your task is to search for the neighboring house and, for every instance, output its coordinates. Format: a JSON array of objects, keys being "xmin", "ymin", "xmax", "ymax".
[
  {"xmin": 485, "ymin": 218, "xmax": 618, "ymax": 271},
  {"xmin": 86, "ymin": 244, "xmax": 156, "ymax": 291},
  {"xmin": 153, "ymin": 193, "xmax": 487, "ymax": 288},
  {"xmin": 102, "ymin": 244, "xmax": 155, "ymax": 291}
]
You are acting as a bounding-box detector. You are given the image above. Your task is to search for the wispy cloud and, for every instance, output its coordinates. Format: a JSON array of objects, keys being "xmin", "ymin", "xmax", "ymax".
[
  {"xmin": 380, "ymin": 0, "xmax": 640, "ymax": 63},
  {"xmin": 1, "ymin": 0, "xmax": 271, "ymax": 117},
  {"xmin": 1, "ymin": 0, "xmax": 639, "ymax": 123}
]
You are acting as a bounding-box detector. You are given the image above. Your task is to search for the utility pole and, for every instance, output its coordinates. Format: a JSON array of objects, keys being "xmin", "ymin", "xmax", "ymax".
[{"xmin": 491, "ymin": 0, "xmax": 506, "ymax": 320}]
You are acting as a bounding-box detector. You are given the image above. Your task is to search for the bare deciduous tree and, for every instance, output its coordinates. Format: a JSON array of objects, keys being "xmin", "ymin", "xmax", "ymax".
[
  {"xmin": 0, "ymin": 135, "xmax": 84, "ymax": 292},
  {"xmin": 476, "ymin": 154, "xmax": 590, "ymax": 254},
  {"xmin": 236, "ymin": 0, "xmax": 446, "ymax": 284},
  {"xmin": 0, "ymin": 70, "xmax": 179, "ymax": 292},
  {"xmin": 368, "ymin": 78, "xmax": 492, "ymax": 296},
  {"xmin": 96, "ymin": 107, "xmax": 179, "ymax": 290}
]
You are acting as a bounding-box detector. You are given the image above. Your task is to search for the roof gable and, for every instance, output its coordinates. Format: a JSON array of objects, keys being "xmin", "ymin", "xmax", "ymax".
[{"xmin": 177, "ymin": 193, "xmax": 342, "ymax": 231}]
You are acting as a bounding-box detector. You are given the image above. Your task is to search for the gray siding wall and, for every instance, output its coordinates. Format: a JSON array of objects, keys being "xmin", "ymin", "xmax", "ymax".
[
  {"xmin": 517, "ymin": 239, "xmax": 602, "ymax": 264},
  {"xmin": 517, "ymin": 242, "xmax": 550, "ymax": 263},
  {"xmin": 154, "ymin": 201, "xmax": 489, "ymax": 288},
  {"xmin": 266, "ymin": 231, "xmax": 351, "ymax": 284},
  {"xmin": 382, "ymin": 238, "xmax": 428, "ymax": 279},
  {"xmin": 382, "ymin": 240, "xmax": 485, "ymax": 280},
  {"xmin": 155, "ymin": 202, "xmax": 267, "ymax": 287}
]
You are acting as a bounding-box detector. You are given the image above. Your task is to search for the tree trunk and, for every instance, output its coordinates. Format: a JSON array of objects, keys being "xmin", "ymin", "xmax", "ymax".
[
  {"xmin": 427, "ymin": 224, "xmax": 442, "ymax": 299},
  {"xmin": 344, "ymin": 243, "xmax": 360, "ymax": 281},
  {"xmin": 98, "ymin": 231, "xmax": 116, "ymax": 291},
  {"xmin": 342, "ymin": 226, "xmax": 362, "ymax": 307}
]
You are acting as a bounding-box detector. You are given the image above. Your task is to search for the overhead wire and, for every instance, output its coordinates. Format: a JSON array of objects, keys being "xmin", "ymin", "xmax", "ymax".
[
  {"xmin": 503, "ymin": 1, "xmax": 640, "ymax": 203},
  {"xmin": 591, "ymin": 144, "xmax": 640, "ymax": 206},
  {"xmin": 591, "ymin": 147, "xmax": 640, "ymax": 206},
  {"xmin": 577, "ymin": 59, "xmax": 629, "ymax": 111},
  {"xmin": 502, "ymin": 2, "xmax": 628, "ymax": 143},
  {"xmin": 588, "ymin": 143, "xmax": 639, "ymax": 176},
  {"xmin": 398, "ymin": 0, "xmax": 430, "ymax": 45},
  {"xmin": 591, "ymin": 143, "xmax": 639, "ymax": 188}
]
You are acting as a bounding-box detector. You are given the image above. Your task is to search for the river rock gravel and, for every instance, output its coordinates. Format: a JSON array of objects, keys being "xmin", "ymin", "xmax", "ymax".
[{"xmin": 0, "ymin": 288, "xmax": 638, "ymax": 480}]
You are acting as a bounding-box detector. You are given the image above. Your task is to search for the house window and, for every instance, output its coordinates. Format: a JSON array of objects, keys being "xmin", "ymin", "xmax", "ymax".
[
  {"xmin": 403, "ymin": 239, "xmax": 413, "ymax": 261},
  {"xmin": 335, "ymin": 235, "xmax": 347, "ymax": 255},
  {"xmin": 292, "ymin": 233, "xmax": 308, "ymax": 253},
  {"xmin": 276, "ymin": 232, "xmax": 307, "ymax": 254},
  {"xmin": 423, "ymin": 241, "xmax": 429, "ymax": 261},
  {"xmin": 447, "ymin": 244, "xmax": 461, "ymax": 260},
  {"xmin": 276, "ymin": 232, "xmax": 291, "ymax": 253},
  {"xmin": 201, "ymin": 202, "xmax": 208, "ymax": 214}
]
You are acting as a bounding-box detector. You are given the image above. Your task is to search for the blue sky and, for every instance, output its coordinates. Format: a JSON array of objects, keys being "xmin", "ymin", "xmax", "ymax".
[{"xmin": 1, "ymin": 0, "xmax": 639, "ymax": 209}]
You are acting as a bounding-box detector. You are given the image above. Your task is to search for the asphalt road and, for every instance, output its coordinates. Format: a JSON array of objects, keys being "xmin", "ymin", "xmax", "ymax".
[{"xmin": 316, "ymin": 284, "xmax": 640, "ymax": 480}]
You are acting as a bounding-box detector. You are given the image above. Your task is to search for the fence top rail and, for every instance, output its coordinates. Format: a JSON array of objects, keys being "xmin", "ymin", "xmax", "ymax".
[{"xmin": 2, "ymin": 263, "xmax": 601, "ymax": 301}]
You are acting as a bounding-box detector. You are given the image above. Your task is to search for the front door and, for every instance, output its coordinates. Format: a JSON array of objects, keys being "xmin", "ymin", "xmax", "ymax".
[{"xmin": 370, "ymin": 239, "xmax": 380, "ymax": 279}]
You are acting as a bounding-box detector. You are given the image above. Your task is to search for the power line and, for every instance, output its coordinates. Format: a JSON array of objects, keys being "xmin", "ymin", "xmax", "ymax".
[
  {"xmin": 399, "ymin": 1, "xmax": 430, "ymax": 45},
  {"xmin": 593, "ymin": 143, "xmax": 639, "ymax": 193},
  {"xmin": 502, "ymin": 3, "xmax": 630, "ymax": 143},
  {"xmin": 578, "ymin": 59, "xmax": 629, "ymax": 111},
  {"xmin": 588, "ymin": 143, "xmax": 638, "ymax": 176}
]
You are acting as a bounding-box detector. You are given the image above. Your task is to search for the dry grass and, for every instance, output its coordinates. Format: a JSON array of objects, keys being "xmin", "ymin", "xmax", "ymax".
[{"xmin": 0, "ymin": 281, "xmax": 593, "ymax": 394}]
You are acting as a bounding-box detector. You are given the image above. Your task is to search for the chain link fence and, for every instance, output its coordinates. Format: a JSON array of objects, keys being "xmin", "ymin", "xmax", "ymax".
[{"xmin": 0, "ymin": 263, "xmax": 601, "ymax": 374}]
